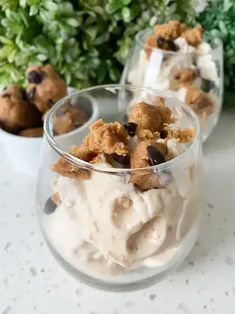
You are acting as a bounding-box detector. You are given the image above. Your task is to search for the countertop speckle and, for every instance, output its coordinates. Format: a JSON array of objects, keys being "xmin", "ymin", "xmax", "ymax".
[{"xmin": 1, "ymin": 112, "xmax": 235, "ymax": 314}]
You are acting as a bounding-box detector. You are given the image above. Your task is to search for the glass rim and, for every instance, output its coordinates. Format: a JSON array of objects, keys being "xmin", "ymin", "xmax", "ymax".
[
  {"xmin": 135, "ymin": 28, "xmax": 223, "ymax": 57},
  {"xmin": 44, "ymin": 84, "xmax": 200, "ymax": 175}
]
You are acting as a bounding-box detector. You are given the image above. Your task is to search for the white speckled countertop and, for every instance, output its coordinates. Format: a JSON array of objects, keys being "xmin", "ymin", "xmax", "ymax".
[{"xmin": 1, "ymin": 111, "xmax": 235, "ymax": 314}]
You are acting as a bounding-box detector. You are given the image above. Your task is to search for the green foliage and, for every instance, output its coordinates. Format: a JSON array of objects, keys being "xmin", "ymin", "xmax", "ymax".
[
  {"xmin": 198, "ymin": 0, "xmax": 235, "ymax": 98},
  {"xmin": 0, "ymin": 0, "xmax": 197, "ymax": 89}
]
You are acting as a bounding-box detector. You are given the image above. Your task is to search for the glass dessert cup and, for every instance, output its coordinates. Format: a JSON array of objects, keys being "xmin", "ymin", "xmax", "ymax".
[
  {"xmin": 121, "ymin": 29, "xmax": 223, "ymax": 142},
  {"xmin": 36, "ymin": 84, "xmax": 202, "ymax": 291}
]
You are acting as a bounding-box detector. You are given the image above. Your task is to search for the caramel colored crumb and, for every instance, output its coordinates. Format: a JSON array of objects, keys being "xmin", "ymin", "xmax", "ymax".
[
  {"xmin": 181, "ymin": 26, "xmax": 203, "ymax": 46},
  {"xmin": 19, "ymin": 127, "xmax": 43, "ymax": 137},
  {"xmin": 170, "ymin": 68, "xmax": 197, "ymax": 90},
  {"xmin": 154, "ymin": 20, "xmax": 182, "ymax": 40},
  {"xmin": 186, "ymin": 86, "xmax": 214, "ymax": 117},
  {"xmin": 130, "ymin": 140, "xmax": 167, "ymax": 190},
  {"xmin": 26, "ymin": 64, "xmax": 67, "ymax": 113},
  {"xmin": 53, "ymin": 103, "xmax": 87, "ymax": 135}
]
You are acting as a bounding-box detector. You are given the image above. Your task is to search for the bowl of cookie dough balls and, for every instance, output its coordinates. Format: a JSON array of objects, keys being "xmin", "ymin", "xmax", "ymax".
[{"xmin": 0, "ymin": 65, "xmax": 98, "ymax": 177}]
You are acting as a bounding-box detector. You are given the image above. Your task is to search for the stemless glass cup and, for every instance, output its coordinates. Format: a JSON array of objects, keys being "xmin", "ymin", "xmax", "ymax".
[
  {"xmin": 36, "ymin": 84, "xmax": 202, "ymax": 291},
  {"xmin": 121, "ymin": 29, "xmax": 223, "ymax": 142}
]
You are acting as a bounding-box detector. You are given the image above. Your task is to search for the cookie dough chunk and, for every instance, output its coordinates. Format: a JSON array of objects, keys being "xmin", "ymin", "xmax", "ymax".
[
  {"xmin": 83, "ymin": 119, "xmax": 129, "ymax": 156},
  {"xmin": 53, "ymin": 103, "xmax": 88, "ymax": 135},
  {"xmin": 26, "ymin": 64, "xmax": 67, "ymax": 113},
  {"xmin": 167, "ymin": 127, "xmax": 196, "ymax": 143},
  {"xmin": 131, "ymin": 140, "xmax": 167, "ymax": 190},
  {"xmin": 154, "ymin": 20, "xmax": 182, "ymax": 40},
  {"xmin": 51, "ymin": 156, "xmax": 90, "ymax": 180},
  {"xmin": 19, "ymin": 127, "xmax": 43, "ymax": 137},
  {"xmin": 170, "ymin": 68, "xmax": 197, "ymax": 90},
  {"xmin": 128, "ymin": 101, "xmax": 173, "ymax": 135},
  {"xmin": 186, "ymin": 86, "xmax": 214, "ymax": 117},
  {"xmin": 181, "ymin": 26, "xmax": 203, "ymax": 46},
  {"xmin": 0, "ymin": 85, "xmax": 42, "ymax": 132},
  {"xmin": 51, "ymin": 119, "xmax": 129, "ymax": 179}
]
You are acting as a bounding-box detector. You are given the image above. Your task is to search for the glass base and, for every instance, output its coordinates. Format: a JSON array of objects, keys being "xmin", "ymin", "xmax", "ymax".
[{"xmin": 40, "ymin": 219, "xmax": 199, "ymax": 292}]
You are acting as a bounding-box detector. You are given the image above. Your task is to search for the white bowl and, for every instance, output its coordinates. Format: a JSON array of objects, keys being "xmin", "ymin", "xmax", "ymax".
[{"xmin": 0, "ymin": 91, "xmax": 99, "ymax": 177}]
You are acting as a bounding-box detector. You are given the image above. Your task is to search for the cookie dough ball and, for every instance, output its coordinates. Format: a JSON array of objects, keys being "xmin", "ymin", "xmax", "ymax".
[
  {"xmin": 181, "ymin": 26, "xmax": 203, "ymax": 46},
  {"xmin": 19, "ymin": 127, "xmax": 43, "ymax": 137},
  {"xmin": 170, "ymin": 68, "xmax": 198, "ymax": 90},
  {"xmin": 154, "ymin": 20, "xmax": 182, "ymax": 40},
  {"xmin": 186, "ymin": 86, "xmax": 214, "ymax": 117},
  {"xmin": 131, "ymin": 140, "xmax": 167, "ymax": 190},
  {"xmin": 128, "ymin": 101, "xmax": 173, "ymax": 134},
  {"xmin": 128, "ymin": 102, "xmax": 162, "ymax": 132},
  {"xmin": 53, "ymin": 103, "xmax": 88, "ymax": 135},
  {"xmin": 26, "ymin": 64, "xmax": 67, "ymax": 113},
  {"xmin": 0, "ymin": 85, "xmax": 42, "ymax": 132}
]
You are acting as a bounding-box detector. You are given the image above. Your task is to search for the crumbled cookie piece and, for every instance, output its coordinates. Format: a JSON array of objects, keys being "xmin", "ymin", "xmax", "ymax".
[
  {"xmin": 167, "ymin": 127, "xmax": 196, "ymax": 143},
  {"xmin": 51, "ymin": 142, "xmax": 97, "ymax": 179},
  {"xmin": 181, "ymin": 26, "xmax": 203, "ymax": 46},
  {"xmin": 51, "ymin": 119, "xmax": 129, "ymax": 179},
  {"xmin": 26, "ymin": 64, "xmax": 67, "ymax": 113},
  {"xmin": 19, "ymin": 127, "xmax": 43, "ymax": 137},
  {"xmin": 0, "ymin": 85, "xmax": 42, "ymax": 132},
  {"xmin": 51, "ymin": 156, "xmax": 90, "ymax": 179},
  {"xmin": 131, "ymin": 140, "xmax": 167, "ymax": 190},
  {"xmin": 137, "ymin": 129, "xmax": 160, "ymax": 141},
  {"xmin": 53, "ymin": 103, "xmax": 88, "ymax": 135},
  {"xmin": 154, "ymin": 20, "xmax": 182, "ymax": 40},
  {"xmin": 186, "ymin": 86, "xmax": 214, "ymax": 117},
  {"xmin": 83, "ymin": 119, "xmax": 129, "ymax": 156},
  {"xmin": 170, "ymin": 68, "xmax": 197, "ymax": 90}
]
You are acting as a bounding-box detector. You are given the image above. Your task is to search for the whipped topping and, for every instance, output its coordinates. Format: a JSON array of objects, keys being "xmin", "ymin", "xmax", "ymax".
[{"xmin": 44, "ymin": 138, "xmax": 199, "ymax": 277}]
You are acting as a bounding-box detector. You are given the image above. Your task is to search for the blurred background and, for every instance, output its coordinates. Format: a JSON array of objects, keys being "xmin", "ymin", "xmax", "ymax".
[{"xmin": 0, "ymin": 0, "xmax": 234, "ymax": 105}]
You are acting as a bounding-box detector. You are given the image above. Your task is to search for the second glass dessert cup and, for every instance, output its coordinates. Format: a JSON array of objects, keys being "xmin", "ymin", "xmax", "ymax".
[
  {"xmin": 121, "ymin": 29, "xmax": 223, "ymax": 142},
  {"xmin": 36, "ymin": 84, "xmax": 202, "ymax": 291}
]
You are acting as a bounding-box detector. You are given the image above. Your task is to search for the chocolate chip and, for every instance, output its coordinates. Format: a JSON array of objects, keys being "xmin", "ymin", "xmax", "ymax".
[
  {"xmin": 111, "ymin": 153, "xmax": 130, "ymax": 166},
  {"xmin": 157, "ymin": 36, "xmax": 165, "ymax": 47},
  {"xmin": 166, "ymin": 39, "xmax": 178, "ymax": 52},
  {"xmin": 28, "ymin": 70, "xmax": 45, "ymax": 84},
  {"xmin": 174, "ymin": 74, "xmax": 181, "ymax": 80},
  {"xmin": 160, "ymin": 129, "xmax": 168, "ymax": 139},
  {"xmin": 124, "ymin": 122, "xmax": 138, "ymax": 137},
  {"xmin": 27, "ymin": 87, "xmax": 36, "ymax": 101},
  {"xmin": 44, "ymin": 197, "xmax": 57, "ymax": 214},
  {"xmin": 147, "ymin": 146, "xmax": 165, "ymax": 166},
  {"xmin": 20, "ymin": 88, "xmax": 28, "ymax": 101}
]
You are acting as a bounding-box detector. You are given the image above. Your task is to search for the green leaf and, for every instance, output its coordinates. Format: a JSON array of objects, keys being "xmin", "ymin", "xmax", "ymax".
[
  {"xmin": 66, "ymin": 18, "xmax": 80, "ymax": 27},
  {"xmin": 122, "ymin": 7, "xmax": 131, "ymax": 22},
  {"xmin": 43, "ymin": 1, "xmax": 58, "ymax": 11}
]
